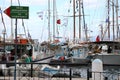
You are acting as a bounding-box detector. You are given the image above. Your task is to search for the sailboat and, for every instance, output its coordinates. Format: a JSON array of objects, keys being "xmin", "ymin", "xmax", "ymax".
[
  {"xmin": 49, "ymin": 0, "xmax": 92, "ymax": 65},
  {"xmin": 87, "ymin": 0, "xmax": 120, "ymax": 65}
]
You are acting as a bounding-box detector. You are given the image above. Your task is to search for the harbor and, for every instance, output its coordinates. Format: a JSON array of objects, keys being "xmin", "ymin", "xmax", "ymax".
[{"xmin": 0, "ymin": 0, "xmax": 120, "ymax": 80}]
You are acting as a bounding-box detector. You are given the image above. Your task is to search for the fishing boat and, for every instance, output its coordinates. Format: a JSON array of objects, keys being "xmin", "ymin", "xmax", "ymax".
[
  {"xmin": 86, "ymin": 0, "xmax": 120, "ymax": 65},
  {"xmin": 68, "ymin": 42, "xmax": 90, "ymax": 65},
  {"xmin": 87, "ymin": 41, "xmax": 120, "ymax": 65},
  {"xmin": 0, "ymin": 37, "xmax": 35, "ymax": 74},
  {"xmin": 49, "ymin": 0, "xmax": 92, "ymax": 65},
  {"xmin": 49, "ymin": 41, "xmax": 71, "ymax": 64},
  {"xmin": 49, "ymin": 41, "xmax": 91, "ymax": 65},
  {"xmin": 0, "ymin": 38, "xmax": 34, "ymax": 61}
]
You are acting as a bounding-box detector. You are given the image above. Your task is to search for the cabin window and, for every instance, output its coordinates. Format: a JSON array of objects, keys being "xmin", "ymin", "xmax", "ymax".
[
  {"xmin": 115, "ymin": 45, "xmax": 120, "ymax": 50},
  {"xmin": 107, "ymin": 46, "xmax": 112, "ymax": 53}
]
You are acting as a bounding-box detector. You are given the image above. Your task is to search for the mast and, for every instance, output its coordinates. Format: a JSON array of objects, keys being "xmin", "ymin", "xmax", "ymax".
[
  {"xmin": 0, "ymin": 7, "xmax": 6, "ymax": 54},
  {"xmin": 55, "ymin": 1, "xmax": 59, "ymax": 39},
  {"xmin": 73, "ymin": 0, "xmax": 76, "ymax": 41},
  {"xmin": 112, "ymin": 0, "xmax": 115, "ymax": 41},
  {"xmin": 78, "ymin": 0, "xmax": 81, "ymax": 40},
  {"xmin": 100, "ymin": 24, "xmax": 103, "ymax": 41},
  {"xmin": 11, "ymin": 0, "xmax": 14, "ymax": 42},
  {"xmin": 81, "ymin": 0, "xmax": 87, "ymax": 41},
  {"xmin": 48, "ymin": 0, "xmax": 51, "ymax": 41},
  {"xmin": 53, "ymin": 0, "xmax": 56, "ymax": 41},
  {"xmin": 115, "ymin": 0, "xmax": 119, "ymax": 40},
  {"xmin": 107, "ymin": 0, "xmax": 110, "ymax": 40}
]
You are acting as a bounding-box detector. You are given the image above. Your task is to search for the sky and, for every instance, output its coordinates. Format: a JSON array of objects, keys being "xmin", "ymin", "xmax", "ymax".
[{"xmin": 0, "ymin": 0, "xmax": 119, "ymax": 42}]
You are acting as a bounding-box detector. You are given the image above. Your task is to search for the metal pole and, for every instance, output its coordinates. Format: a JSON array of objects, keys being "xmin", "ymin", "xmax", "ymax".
[
  {"xmin": 69, "ymin": 68, "xmax": 72, "ymax": 80},
  {"xmin": 14, "ymin": 19, "xmax": 18, "ymax": 80},
  {"xmin": 87, "ymin": 69, "xmax": 89, "ymax": 80},
  {"xmin": 31, "ymin": 62, "xmax": 33, "ymax": 77}
]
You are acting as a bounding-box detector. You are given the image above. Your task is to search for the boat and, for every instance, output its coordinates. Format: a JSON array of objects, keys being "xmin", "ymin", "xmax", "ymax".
[
  {"xmin": 87, "ymin": 41, "xmax": 120, "ymax": 65},
  {"xmin": 49, "ymin": 41, "xmax": 91, "ymax": 66},
  {"xmin": 34, "ymin": 41, "xmax": 55, "ymax": 62},
  {"xmin": 49, "ymin": 41, "xmax": 71, "ymax": 64},
  {"xmin": 39, "ymin": 64, "xmax": 60, "ymax": 77},
  {"xmin": 68, "ymin": 42, "xmax": 91, "ymax": 65},
  {"xmin": 85, "ymin": 0, "xmax": 120, "ymax": 65},
  {"xmin": 0, "ymin": 38, "xmax": 34, "ymax": 61}
]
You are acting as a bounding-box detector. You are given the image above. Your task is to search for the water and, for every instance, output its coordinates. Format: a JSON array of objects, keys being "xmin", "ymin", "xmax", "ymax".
[{"xmin": 57, "ymin": 65, "xmax": 120, "ymax": 80}]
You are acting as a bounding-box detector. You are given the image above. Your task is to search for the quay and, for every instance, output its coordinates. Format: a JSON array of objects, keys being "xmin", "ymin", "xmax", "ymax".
[
  {"xmin": 0, "ymin": 77, "xmax": 92, "ymax": 80},
  {"xmin": 1, "ymin": 62, "xmax": 120, "ymax": 80}
]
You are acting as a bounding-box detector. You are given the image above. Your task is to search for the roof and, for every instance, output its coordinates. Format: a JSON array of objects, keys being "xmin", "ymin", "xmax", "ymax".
[{"xmin": 89, "ymin": 41, "xmax": 120, "ymax": 45}]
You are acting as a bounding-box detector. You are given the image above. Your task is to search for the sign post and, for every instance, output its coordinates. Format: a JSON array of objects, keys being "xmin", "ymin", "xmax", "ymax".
[{"xmin": 4, "ymin": 6, "xmax": 29, "ymax": 80}]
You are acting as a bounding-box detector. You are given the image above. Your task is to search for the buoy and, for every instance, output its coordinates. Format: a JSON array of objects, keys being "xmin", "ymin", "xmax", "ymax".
[
  {"xmin": 92, "ymin": 59, "xmax": 103, "ymax": 80},
  {"xmin": 59, "ymin": 56, "xmax": 65, "ymax": 61}
]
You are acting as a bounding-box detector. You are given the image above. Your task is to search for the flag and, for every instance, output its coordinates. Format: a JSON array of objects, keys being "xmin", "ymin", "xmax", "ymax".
[
  {"xmin": 96, "ymin": 35, "xmax": 100, "ymax": 42},
  {"xmin": 105, "ymin": 18, "xmax": 109, "ymax": 23},
  {"xmin": 57, "ymin": 19, "xmax": 61, "ymax": 24},
  {"xmin": 28, "ymin": 32, "xmax": 31, "ymax": 39},
  {"xmin": 62, "ymin": 18, "xmax": 68, "ymax": 27},
  {"xmin": 37, "ymin": 11, "xmax": 44, "ymax": 20}
]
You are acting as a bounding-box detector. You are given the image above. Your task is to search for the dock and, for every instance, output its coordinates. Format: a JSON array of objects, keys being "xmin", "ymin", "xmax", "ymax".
[{"xmin": 0, "ymin": 77, "xmax": 91, "ymax": 80}]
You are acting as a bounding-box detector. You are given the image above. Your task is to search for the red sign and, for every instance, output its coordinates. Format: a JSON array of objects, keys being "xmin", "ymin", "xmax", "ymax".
[{"xmin": 4, "ymin": 7, "xmax": 10, "ymax": 17}]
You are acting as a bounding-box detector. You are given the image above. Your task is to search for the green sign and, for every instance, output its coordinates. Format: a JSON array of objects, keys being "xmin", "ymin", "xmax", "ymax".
[{"xmin": 4, "ymin": 6, "xmax": 29, "ymax": 19}]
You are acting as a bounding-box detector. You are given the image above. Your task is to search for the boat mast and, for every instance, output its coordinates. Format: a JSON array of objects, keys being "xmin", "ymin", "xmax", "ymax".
[
  {"xmin": 48, "ymin": 0, "xmax": 51, "ymax": 41},
  {"xmin": 115, "ymin": 0, "xmax": 119, "ymax": 40},
  {"xmin": 107, "ymin": 0, "xmax": 110, "ymax": 40},
  {"xmin": 11, "ymin": 0, "xmax": 14, "ymax": 42},
  {"xmin": 55, "ymin": 1, "xmax": 59, "ymax": 39},
  {"xmin": 73, "ymin": 0, "xmax": 76, "ymax": 41},
  {"xmin": 81, "ymin": 0, "xmax": 87, "ymax": 41},
  {"xmin": 0, "ymin": 7, "xmax": 6, "ymax": 54},
  {"xmin": 78, "ymin": 0, "xmax": 81, "ymax": 40},
  {"xmin": 112, "ymin": 0, "xmax": 115, "ymax": 41},
  {"xmin": 53, "ymin": 0, "xmax": 56, "ymax": 41},
  {"xmin": 100, "ymin": 24, "xmax": 104, "ymax": 41}
]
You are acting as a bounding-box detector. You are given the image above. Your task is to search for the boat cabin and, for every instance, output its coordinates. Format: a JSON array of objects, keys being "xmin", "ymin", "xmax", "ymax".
[
  {"xmin": 0, "ymin": 41, "xmax": 33, "ymax": 62},
  {"xmin": 88, "ymin": 41, "xmax": 120, "ymax": 54}
]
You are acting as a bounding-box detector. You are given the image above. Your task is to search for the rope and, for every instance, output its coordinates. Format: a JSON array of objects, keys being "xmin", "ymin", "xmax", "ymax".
[{"xmin": 0, "ymin": 7, "xmax": 8, "ymax": 38}]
